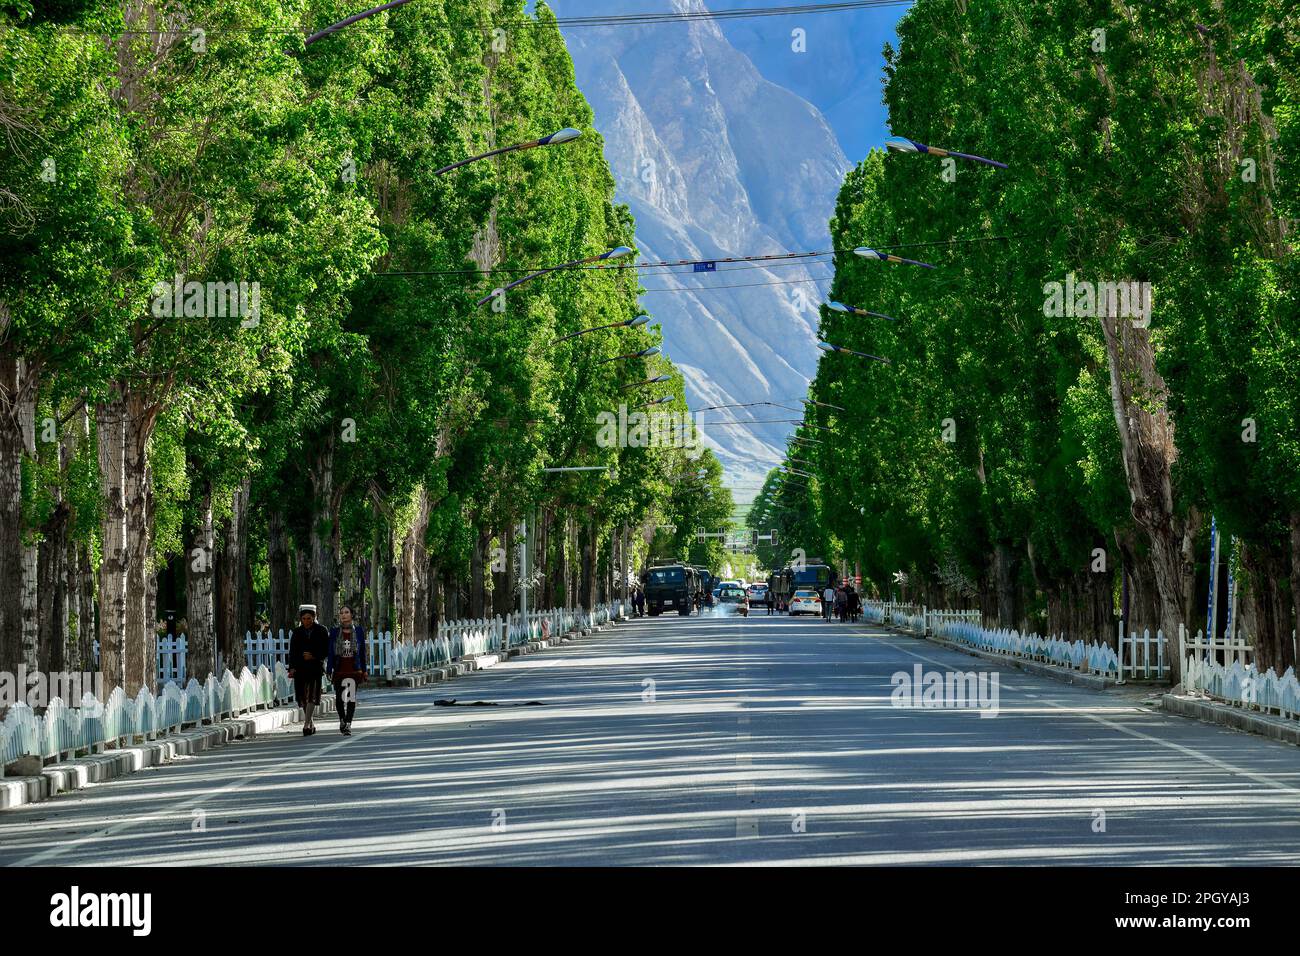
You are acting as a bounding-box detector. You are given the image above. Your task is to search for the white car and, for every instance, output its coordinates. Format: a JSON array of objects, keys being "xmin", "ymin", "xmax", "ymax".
[
  {"xmin": 746, "ymin": 583, "xmax": 769, "ymax": 605},
  {"xmin": 788, "ymin": 589, "xmax": 822, "ymax": 616}
]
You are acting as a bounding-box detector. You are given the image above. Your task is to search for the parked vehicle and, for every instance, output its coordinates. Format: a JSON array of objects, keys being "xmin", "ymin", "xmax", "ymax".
[
  {"xmin": 746, "ymin": 583, "xmax": 769, "ymax": 608},
  {"xmin": 788, "ymin": 589, "xmax": 823, "ymax": 616}
]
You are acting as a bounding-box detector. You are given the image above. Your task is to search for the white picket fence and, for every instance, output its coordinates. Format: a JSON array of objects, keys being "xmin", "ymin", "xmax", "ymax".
[
  {"xmin": 1117, "ymin": 623, "xmax": 1170, "ymax": 681},
  {"xmin": 937, "ymin": 619, "xmax": 1120, "ymax": 677},
  {"xmin": 0, "ymin": 662, "xmax": 294, "ymax": 768},
  {"xmin": 1180, "ymin": 624, "xmax": 1300, "ymax": 719},
  {"xmin": 387, "ymin": 602, "xmax": 625, "ymax": 678}
]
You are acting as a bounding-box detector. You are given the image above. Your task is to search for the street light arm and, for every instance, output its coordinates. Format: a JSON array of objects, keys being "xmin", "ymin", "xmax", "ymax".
[
  {"xmin": 304, "ymin": 0, "xmax": 416, "ymax": 47},
  {"xmin": 479, "ymin": 246, "xmax": 633, "ymax": 308},
  {"xmin": 433, "ymin": 128, "xmax": 580, "ymax": 176}
]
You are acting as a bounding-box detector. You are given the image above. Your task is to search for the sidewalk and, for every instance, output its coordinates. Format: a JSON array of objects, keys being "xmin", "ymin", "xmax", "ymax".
[{"xmin": 0, "ymin": 613, "xmax": 622, "ymax": 812}]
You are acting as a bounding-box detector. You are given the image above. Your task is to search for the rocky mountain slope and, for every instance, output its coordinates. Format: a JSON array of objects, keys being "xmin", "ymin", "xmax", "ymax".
[{"xmin": 551, "ymin": 0, "xmax": 852, "ymax": 494}]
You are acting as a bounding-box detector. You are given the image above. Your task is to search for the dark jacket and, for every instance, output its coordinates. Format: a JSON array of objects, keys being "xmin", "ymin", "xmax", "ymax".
[
  {"xmin": 326, "ymin": 625, "xmax": 367, "ymax": 675},
  {"xmin": 289, "ymin": 622, "xmax": 330, "ymax": 673}
]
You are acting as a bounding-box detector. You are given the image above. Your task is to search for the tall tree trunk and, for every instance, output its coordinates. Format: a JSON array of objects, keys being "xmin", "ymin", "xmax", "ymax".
[
  {"xmin": 37, "ymin": 501, "xmax": 71, "ymax": 678},
  {"xmin": 470, "ymin": 526, "xmax": 488, "ymax": 619},
  {"xmin": 1100, "ymin": 311, "xmax": 1200, "ymax": 683},
  {"xmin": 581, "ymin": 509, "xmax": 596, "ymax": 611},
  {"xmin": 307, "ymin": 435, "xmax": 338, "ymax": 628},
  {"xmin": 994, "ymin": 542, "xmax": 1018, "ymax": 630},
  {"xmin": 0, "ymin": 334, "xmax": 31, "ymax": 678},
  {"xmin": 95, "ymin": 389, "xmax": 129, "ymax": 697},
  {"xmin": 1239, "ymin": 540, "xmax": 1294, "ymax": 673},
  {"xmin": 395, "ymin": 485, "xmax": 430, "ymax": 641},
  {"xmin": 186, "ymin": 485, "xmax": 216, "ymax": 679},
  {"xmin": 216, "ymin": 478, "xmax": 249, "ymax": 673},
  {"xmin": 121, "ymin": 387, "xmax": 159, "ymax": 695},
  {"xmin": 268, "ymin": 507, "xmax": 292, "ymax": 635}
]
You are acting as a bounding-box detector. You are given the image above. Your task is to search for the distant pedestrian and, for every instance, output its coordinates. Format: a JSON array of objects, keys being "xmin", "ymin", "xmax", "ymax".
[
  {"xmin": 835, "ymin": 586, "xmax": 848, "ymax": 622},
  {"xmin": 288, "ymin": 604, "xmax": 329, "ymax": 736},
  {"xmin": 848, "ymin": 585, "xmax": 861, "ymax": 622},
  {"xmin": 822, "ymin": 584, "xmax": 835, "ymax": 621},
  {"xmin": 327, "ymin": 604, "xmax": 367, "ymax": 736}
]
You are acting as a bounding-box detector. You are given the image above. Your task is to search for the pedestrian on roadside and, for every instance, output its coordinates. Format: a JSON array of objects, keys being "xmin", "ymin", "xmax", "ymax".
[
  {"xmin": 288, "ymin": 604, "xmax": 329, "ymax": 736},
  {"xmin": 835, "ymin": 585, "xmax": 848, "ymax": 622},
  {"xmin": 822, "ymin": 584, "xmax": 835, "ymax": 622},
  {"xmin": 848, "ymin": 584, "xmax": 861, "ymax": 622},
  {"xmin": 327, "ymin": 604, "xmax": 367, "ymax": 736}
]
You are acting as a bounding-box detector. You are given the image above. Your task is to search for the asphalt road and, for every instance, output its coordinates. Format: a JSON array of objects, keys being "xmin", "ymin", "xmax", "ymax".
[{"xmin": 4, "ymin": 610, "xmax": 1300, "ymax": 865}]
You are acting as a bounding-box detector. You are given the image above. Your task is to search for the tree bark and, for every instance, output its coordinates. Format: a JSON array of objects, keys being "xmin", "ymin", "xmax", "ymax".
[
  {"xmin": 0, "ymin": 339, "xmax": 29, "ymax": 678},
  {"xmin": 1099, "ymin": 311, "xmax": 1200, "ymax": 682},
  {"xmin": 95, "ymin": 389, "xmax": 129, "ymax": 697},
  {"xmin": 470, "ymin": 525, "xmax": 488, "ymax": 619},
  {"xmin": 308, "ymin": 434, "xmax": 337, "ymax": 628},
  {"xmin": 186, "ymin": 485, "xmax": 216, "ymax": 679},
  {"xmin": 268, "ymin": 507, "xmax": 292, "ymax": 635}
]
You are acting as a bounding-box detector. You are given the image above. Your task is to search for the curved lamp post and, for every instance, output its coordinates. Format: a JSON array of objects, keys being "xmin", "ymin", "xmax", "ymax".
[
  {"xmin": 827, "ymin": 300, "xmax": 898, "ymax": 322},
  {"xmin": 553, "ymin": 314, "xmax": 648, "ymax": 345},
  {"xmin": 853, "ymin": 247, "xmax": 935, "ymax": 269},
  {"xmin": 818, "ymin": 340, "xmax": 892, "ymax": 364},
  {"xmin": 619, "ymin": 373, "xmax": 672, "ymax": 392},
  {"xmin": 434, "ymin": 128, "xmax": 582, "ymax": 177},
  {"xmin": 479, "ymin": 246, "xmax": 635, "ymax": 308},
  {"xmin": 598, "ymin": 345, "xmax": 660, "ymax": 365},
  {"xmin": 799, "ymin": 397, "xmax": 846, "ymax": 412},
  {"xmin": 633, "ymin": 395, "xmax": 674, "ymax": 410},
  {"xmin": 304, "ymin": 0, "xmax": 417, "ymax": 46},
  {"xmin": 886, "ymin": 136, "xmax": 1008, "ymax": 169}
]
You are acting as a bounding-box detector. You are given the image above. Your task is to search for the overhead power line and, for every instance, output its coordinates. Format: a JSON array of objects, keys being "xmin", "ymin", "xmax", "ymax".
[{"xmin": 39, "ymin": 0, "xmax": 915, "ymax": 40}]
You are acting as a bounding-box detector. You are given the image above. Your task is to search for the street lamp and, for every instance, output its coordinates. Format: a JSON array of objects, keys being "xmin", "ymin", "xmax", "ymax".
[
  {"xmin": 799, "ymin": 397, "xmax": 846, "ymax": 412},
  {"xmin": 304, "ymin": 0, "xmax": 417, "ymax": 46},
  {"xmin": 620, "ymin": 373, "xmax": 672, "ymax": 392},
  {"xmin": 853, "ymin": 247, "xmax": 935, "ymax": 269},
  {"xmin": 818, "ymin": 340, "xmax": 892, "ymax": 364},
  {"xmin": 632, "ymin": 395, "xmax": 673, "ymax": 410},
  {"xmin": 479, "ymin": 246, "xmax": 635, "ymax": 308},
  {"xmin": 598, "ymin": 345, "xmax": 660, "ymax": 365},
  {"xmin": 827, "ymin": 300, "xmax": 898, "ymax": 322},
  {"xmin": 434, "ymin": 128, "xmax": 583, "ymax": 176},
  {"xmin": 553, "ymin": 314, "xmax": 648, "ymax": 345},
  {"xmin": 886, "ymin": 135, "xmax": 1008, "ymax": 169}
]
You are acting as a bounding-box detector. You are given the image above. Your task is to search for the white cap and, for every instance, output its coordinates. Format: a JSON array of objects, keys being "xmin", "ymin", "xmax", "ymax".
[{"xmin": 298, "ymin": 604, "xmax": 317, "ymax": 616}]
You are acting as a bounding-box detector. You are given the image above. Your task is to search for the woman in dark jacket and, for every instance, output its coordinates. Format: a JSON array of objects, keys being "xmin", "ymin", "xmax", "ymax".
[
  {"xmin": 288, "ymin": 605, "xmax": 330, "ymax": 736},
  {"xmin": 327, "ymin": 604, "xmax": 367, "ymax": 736}
]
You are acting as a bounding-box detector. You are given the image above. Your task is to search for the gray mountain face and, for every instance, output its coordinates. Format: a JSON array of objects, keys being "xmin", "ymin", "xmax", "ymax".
[{"xmin": 552, "ymin": 0, "xmax": 850, "ymax": 496}]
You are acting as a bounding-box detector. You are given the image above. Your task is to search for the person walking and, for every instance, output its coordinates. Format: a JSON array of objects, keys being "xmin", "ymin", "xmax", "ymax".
[
  {"xmin": 822, "ymin": 583, "xmax": 835, "ymax": 622},
  {"xmin": 288, "ymin": 604, "xmax": 329, "ymax": 736},
  {"xmin": 327, "ymin": 604, "xmax": 367, "ymax": 736},
  {"xmin": 848, "ymin": 584, "xmax": 861, "ymax": 622},
  {"xmin": 835, "ymin": 585, "xmax": 848, "ymax": 622}
]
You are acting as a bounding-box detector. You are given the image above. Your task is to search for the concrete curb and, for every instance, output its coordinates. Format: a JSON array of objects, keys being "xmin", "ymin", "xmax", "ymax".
[
  {"xmin": 1158, "ymin": 693, "xmax": 1300, "ymax": 745},
  {"xmin": 878, "ymin": 624, "xmax": 1119, "ymax": 690},
  {"xmin": 0, "ymin": 696, "xmax": 336, "ymax": 811}
]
